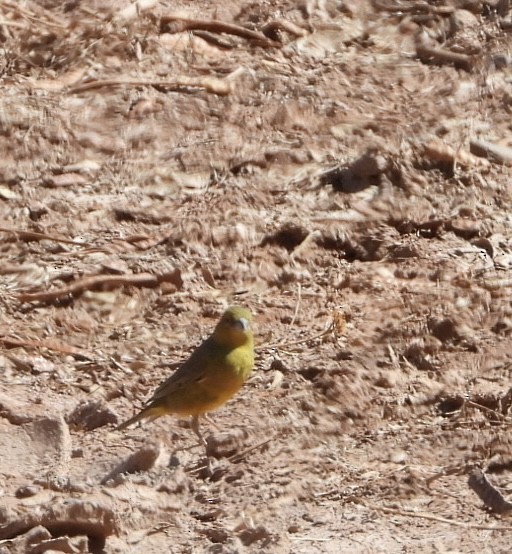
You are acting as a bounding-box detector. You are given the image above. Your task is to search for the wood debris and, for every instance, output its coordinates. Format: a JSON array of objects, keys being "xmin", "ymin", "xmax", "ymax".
[
  {"xmin": 160, "ymin": 15, "xmax": 281, "ymax": 48},
  {"xmin": 18, "ymin": 271, "xmax": 180, "ymax": 304}
]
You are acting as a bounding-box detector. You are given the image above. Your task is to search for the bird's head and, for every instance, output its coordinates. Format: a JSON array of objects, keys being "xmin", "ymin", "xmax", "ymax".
[{"xmin": 213, "ymin": 306, "xmax": 253, "ymax": 348}]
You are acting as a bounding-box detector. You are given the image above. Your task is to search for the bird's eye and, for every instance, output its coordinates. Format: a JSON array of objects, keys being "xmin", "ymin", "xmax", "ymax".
[{"xmin": 233, "ymin": 318, "xmax": 249, "ymax": 331}]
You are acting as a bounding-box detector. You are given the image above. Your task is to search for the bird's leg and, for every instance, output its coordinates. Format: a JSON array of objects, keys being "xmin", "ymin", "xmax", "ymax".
[
  {"xmin": 192, "ymin": 416, "xmax": 214, "ymax": 474},
  {"xmin": 191, "ymin": 415, "xmax": 206, "ymax": 446},
  {"xmin": 203, "ymin": 413, "xmax": 221, "ymax": 431}
]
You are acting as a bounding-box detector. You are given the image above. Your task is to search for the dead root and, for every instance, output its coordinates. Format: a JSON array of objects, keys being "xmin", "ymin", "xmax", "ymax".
[
  {"xmin": 160, "ymin": 15, "xmax": 281, "ymax": 48},
  {"xmin": 69, "ymin": 76, "xmax": 232, "ymax": 96},
  {"xmin": 18, "ymin": 269, "xmax": 181, "ymax": 304}
]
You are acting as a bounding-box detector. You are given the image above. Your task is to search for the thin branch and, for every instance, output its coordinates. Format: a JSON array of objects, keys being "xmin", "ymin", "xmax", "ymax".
[
  {"xmin": 289, "ymin": 283, "xmax": 301, "ymax": 328},
  {"xmin": 160, "ymin": 15, "xmax": 280, "ymax": 48},
  {"xmin": 256, "ymin": 321, "xmax": 335, "ymax": 352},
  {"xmin": 416, "ymin": 35, "xmax": 474, "ymax": 72},
  {"xmin": 0, "ymin": 335, "xmax": 92, "ymax": 360},
  {"xmin": 228, "ymin": 438, "xmax": 272, "ymax": 463},
  {"xmin": 365, "ymin": 503, "xmax": 512, "ymax": 531},
  {"xmin": 0, "ymin": 227, "xmax": 89, "ymax": 247},
  {"xmin": 18, "ymin": 273, "xmax": 160, "ymax": 303},
  {"xmin": 68, "ymin": 77, "xmax": 231, "ymax": 96}
]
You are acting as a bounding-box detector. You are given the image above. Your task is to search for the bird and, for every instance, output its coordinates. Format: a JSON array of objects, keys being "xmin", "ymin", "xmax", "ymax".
[{"xmin": 116, "ymin": 306, "xmax": 254, "ymax": 444}]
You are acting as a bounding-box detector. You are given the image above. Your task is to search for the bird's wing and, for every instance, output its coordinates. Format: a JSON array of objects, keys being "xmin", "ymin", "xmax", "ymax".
[{"xmin": 146, "ymin": 338, "xmax": 216, "ymax": 403}]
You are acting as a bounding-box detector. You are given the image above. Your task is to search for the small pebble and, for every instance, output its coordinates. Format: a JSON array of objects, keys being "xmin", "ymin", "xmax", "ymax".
[
  {"xmin": 15, "ymin": 485, "xmax": 40, "ymax": 498},
  {"xmin": 493, "ymin": 54, "xmax": 509, "ymax": 69}
]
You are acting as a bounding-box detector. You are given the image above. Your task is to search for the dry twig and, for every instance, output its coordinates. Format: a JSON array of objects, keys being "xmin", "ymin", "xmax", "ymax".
[
  {"xmin": 228, "ymin": 438, "xmax": 273, "ymax": 463},
  {"xmin": 68, "ymin": 77, "xmax": 231, "ymax": 96},
  {"xmin": 0, "ymin": 227, "xmax": 89, "ymax": 247},
  {"xmin": 261, "ymin": 19, "xmax": 308, "ymax": 39},
  {"xmin": 0, "ymin": 336, "xmax": 92, "ymax": 360},
  {"xmin": 289, "ymin": 284, "xmax": 302, "ymax": 328},
  {"xmin": 477, "ymin": 277, "xmax": 512, "ymax": 291},
  {"xmin": 0, "ymin": 0, "xmax": 66, "ymax": 29},
  {"xmin": 470, "ymin": 139, "xmax": 512, "ymax": 165},
  {"xmin": 416, "ymin": 35, "xmax": 474, "ymax": 72},
  {"xmin": 365, "ymin": 503, "xmax": 512, "ymax": 531},
  {"xmin": 372, "ymin": 0, "xmax": 454, "ymax": 14},
  {"xmin": 258, "ymin": 311, "xmax": 344, "ymax": 352},
  {"xmin": 18, "ymin": 273, "xmax": 163, "ymax": 303},
  {"xmin": 425, "ymin": 464, "xmax": 471, "ymax": 485},
  {"xmin": 160, "ymin": 15, "xmax": 280, "ymax": 48}
]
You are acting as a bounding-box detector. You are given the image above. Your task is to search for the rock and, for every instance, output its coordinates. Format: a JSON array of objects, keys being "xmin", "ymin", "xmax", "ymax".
[
  {"xmin": 66, "ymin": 400, "xmax": 118, "ymax": 431},
  {"xmin": 0, "ymin": 499, "xmax": 118, "ymax": 549},
  {"xmin": 101, "ymin": 443, "xmax": 164, "ymax": 485},
  {"xmin": 30, "ymin": 535, "xmax": 88, "ymax": 553},
  {"xmin": 24, "ymin": 416, "xmax": 72, "ymax": 478},
  {"xmin": 205, "ymin": 430, "xmax": 249, "ymax": 459},
  {"xmin": 2, "ymin": 526, "xmax": 52, "ymax": 554},
  {"xmin": 15, "ymin": 485, "xmax": 40, "ymax": 498},
  {"xmin": 24, "ymin": 525, "xmax": 52, "ymax": 546},
  {"xmin": 349, "ymin": 150, "xmax": 388, "ymax": 178},
  {"xmin": 157, "ymin": 468, "xmax": 189, "ymax": 494},
  {"xmin": 0, "ymin": 393, "xmax": 34, "ymax": 425},
  {"xmin": 237, "ymin": 524, "xmax": 274, "ymax": 547},
  {"xmin": 450, "ymin": 9, "xmax": 479, "ymax": 32},
  {"xmin": 0, "ymin": 416, "xmax": 71, "ymax": 489},
  {"xmin": 493, "ymin": 54, "xmax": 510, "ymax": 69}
]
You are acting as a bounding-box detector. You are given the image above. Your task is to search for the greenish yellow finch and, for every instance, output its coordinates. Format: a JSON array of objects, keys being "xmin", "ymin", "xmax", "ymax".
[{"xmin": 117, "ymin": 306, "xmax": 254, "ymax": 442}]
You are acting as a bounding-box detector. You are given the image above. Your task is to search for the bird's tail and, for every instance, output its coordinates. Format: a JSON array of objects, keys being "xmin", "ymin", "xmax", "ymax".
[{"xmin": 115, "ymin": 406, "xmax": 164, "ymax": 431}]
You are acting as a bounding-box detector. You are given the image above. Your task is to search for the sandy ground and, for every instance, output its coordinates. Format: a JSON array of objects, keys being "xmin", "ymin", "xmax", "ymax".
[{"xmin": 1, "ymin": 0, "xmax": 512, "ymax": 552}]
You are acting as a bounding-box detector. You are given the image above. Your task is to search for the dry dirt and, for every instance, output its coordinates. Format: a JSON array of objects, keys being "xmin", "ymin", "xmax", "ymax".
[{"xmin": 1, "ymin": 0, "xmax": 512, "ymax": 552}]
